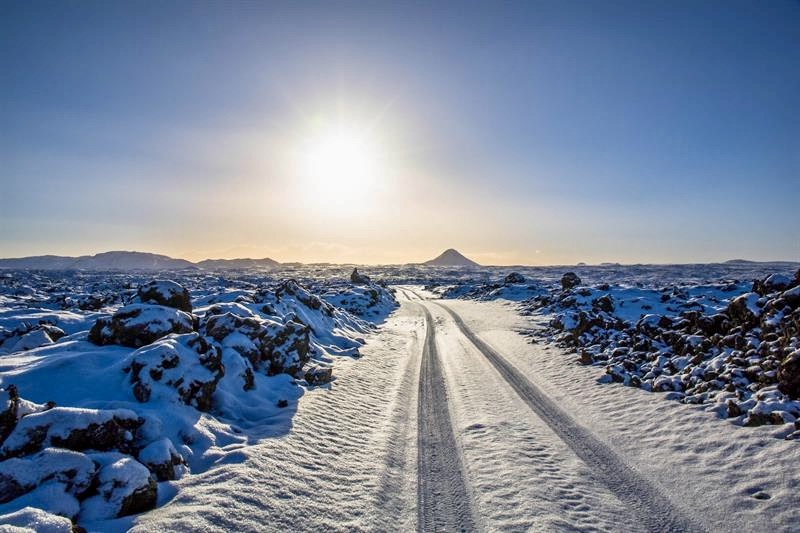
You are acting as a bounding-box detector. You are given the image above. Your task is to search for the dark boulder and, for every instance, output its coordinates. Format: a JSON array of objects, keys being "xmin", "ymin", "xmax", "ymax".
[
  {"xmin": 264, "ymin": 320, "xmax": 311, "ymax": 376},
  {"xmin": 304, "ymin": 365, "xmax": 333, "ymax": 385},
  {"xmin": 350, "ymin": 268, "xmax": 371, "ymax": 284},
  {"xmin": 504, "ymin": 272, "xmax": 526, "ymax": 284},
  {"xmin": 0, "ymin": 385, "xmax": 20, "ymax": 445},
  {"xmin": 89, "ymin": 304, "xmax": 194, "ymax": 348},
  {"xmin": 778, "ymin": 349, "xmax": 800, "ymax": 399},
  {"xmin": 753, "ymin": 273, "xmax": 792, "ymax": 296},
  {"xmin": 726, "ymin": 293, "xmax": 761, "ymax": 328},
  {"xmin": 592, "ymin": 294, "xmax": 614, "ymax": 313},
  {"xmin": 136, "ymin": 280, "xmax": 192, "ymax": 313},
  {"xmin": 561, "ymin": 272, "xmax": 582, "ymax": 290}
]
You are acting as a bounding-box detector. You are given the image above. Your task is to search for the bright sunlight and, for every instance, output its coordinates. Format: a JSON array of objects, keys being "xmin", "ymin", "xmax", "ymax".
[{"xmin": 295, "ymin": 122, "xmax": 383, "ymax": 208}]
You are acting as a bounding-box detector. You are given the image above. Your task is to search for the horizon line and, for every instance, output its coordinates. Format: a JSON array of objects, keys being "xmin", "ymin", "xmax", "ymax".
[{"xmin": 0, "ymin": 249, "xmax": 798, "ymax": 269}]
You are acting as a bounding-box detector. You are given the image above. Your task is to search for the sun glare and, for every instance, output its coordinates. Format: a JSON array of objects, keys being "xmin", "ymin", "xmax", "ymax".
[{"xmin": 295, "ymin": 123, "xmax": 382, "ymax": 208}]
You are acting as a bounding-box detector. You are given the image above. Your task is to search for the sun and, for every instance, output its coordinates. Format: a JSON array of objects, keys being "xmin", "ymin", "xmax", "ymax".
[{"xmin": 295, "ymin": 123, "xmax": 382, "ymax": 207}]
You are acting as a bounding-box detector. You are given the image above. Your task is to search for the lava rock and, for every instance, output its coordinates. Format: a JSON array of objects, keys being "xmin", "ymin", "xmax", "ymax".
[
  {"xmin": 89, "ymin": 304, "xmax": 194, "ymax": 348},
  {"xmin": 201, "ymin": 309, "xmax": 311, "ymax": 376},
  {"xmin": 592, "ymin": 294, "xmax": 614, "ymax": 313},
  {"xmin": 727, "ymin": 292, "xmax": 762, "ymax": 328},
  {"xmin": 0, "ymin": 407, "xmax": 142, "ymax": 459},
  {"xmin": 504, "ymin": 272, "xmax": 526, "ymax": 284},
  {"xmin": 80, "ymin": 456, "xmax": 157, "ymax": 520},
  {"xmin": 350, "ymin": 268, "xmax": 371, "ymax": 284},
  {"xmin": 754, "ymin": 273, "xmax": 792, "ymax": 296},
  {"xmin": 124, "ymin": 333, "xmax": 224, "ymax": 412},
  {"xmin": 778, "ymin": 349, "xmax": 800, "ymax": 399},
  {"xmin": 0, "ymin": 386, "xmax": 20, "ymax": 444},
  {"xmin": 138, "ymin": 438, "xmax": 186, "ymax": 481},
  {"xmin": 136, "ymin": 280, "xmax": 192, "ymax": 313},
  {"xmin": 304, "ymin": 365, "xmax": 333, "ymax": 385},
  {"xmin": 561, "ymin": 272, "xmax": 582, "ymax": 290},
  {"xmin": 0, "ymin": 447, "xmax": 97, "ymax": 504}
]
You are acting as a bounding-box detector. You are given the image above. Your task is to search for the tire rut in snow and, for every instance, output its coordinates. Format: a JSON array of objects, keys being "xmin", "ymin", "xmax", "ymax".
[
  {"xmin": 432, "ymin": 301, "xmax": 706, "ymax": 533},
  {"xmin": 370, "ymin": 306, "xmax": 421, "ymax": 529},
  {"xmin": 417, "ymin": 304, "xmax": 477, "ymax": 533}
]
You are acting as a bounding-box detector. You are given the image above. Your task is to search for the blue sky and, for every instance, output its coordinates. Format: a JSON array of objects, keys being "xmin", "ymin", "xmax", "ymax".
[{"xmin": 1, "ymin": 0, "xmax": 798, "ymax": 264}]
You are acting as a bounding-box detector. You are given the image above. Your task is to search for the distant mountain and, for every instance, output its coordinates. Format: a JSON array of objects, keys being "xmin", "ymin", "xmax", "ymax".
[
  {"xmin": 724, "ymin": 259, "xmax": 800, "ymax": 266},
  {"xmin": 423, "ymin": 248, "xmax": 480, "ymax": 267},
  {"xmin": 0, "ymin": 255, "xmax": 79, "ymax": 270},
  {"xmin": 0, "ymin": 251, "xmax": 285, "ymax": 271},
  {"xmin": 0, "ymin": 251, "xmax": 195, "ymax": 271},
  {"xmin": 196, "ymin": 258, "xmax": 279, "ymax": 269}
]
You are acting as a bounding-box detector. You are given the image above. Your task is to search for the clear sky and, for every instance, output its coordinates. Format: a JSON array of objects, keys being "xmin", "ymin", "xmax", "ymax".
[{"xmin": 1, "ymin": 0, "xmax": 798, "ymax": 265}]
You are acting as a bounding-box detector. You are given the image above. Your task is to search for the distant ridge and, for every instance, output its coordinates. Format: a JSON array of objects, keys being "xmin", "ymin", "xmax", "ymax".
[
  {"xmin": 423, "ymin": 248, "xmax": 480, "ymax": 267},
  {"xmin": 0, "ymin": 251, "xmax": 278, "ymax": 271},
  {"xmin": 196, "ymin": 258, "xmax": 279, "ymax": 269}
]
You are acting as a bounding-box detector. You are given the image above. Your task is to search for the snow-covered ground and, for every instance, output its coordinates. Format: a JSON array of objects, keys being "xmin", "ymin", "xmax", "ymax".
[
  {"xmin": 0, "ymin": 270, "xmax": 397, "ymax": 530},
  {"xmin": 440, "ymin": 297, "xmax": 799, "ymax": 531},
  {"xmin": 1, "ymin": 263, "xmax": 798, "ymax": 531}
]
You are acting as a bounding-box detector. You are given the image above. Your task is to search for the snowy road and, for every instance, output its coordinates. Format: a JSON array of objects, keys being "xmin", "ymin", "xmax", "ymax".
[
  {"xmin": 431, "ymin": 300, "xmax": 702, "ymax": 532},
  {"xmin": 416, "ymin": 303, "xmax": 476, "ymax": 532},
  {"xmin": 131, "ymin": 288, "xmax": 796, "ymax": 532}
]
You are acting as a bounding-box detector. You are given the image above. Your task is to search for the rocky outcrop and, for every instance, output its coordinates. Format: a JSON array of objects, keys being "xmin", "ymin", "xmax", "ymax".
[
  {"xmin": 201, "ymin": 306, "xmax": 310, "ymax": 377},
  {"xmin": 527, "ymin": 269, "xmax": 800, "ymax": 433},
  {"xmin": 0, "ymin": 448, "xmax": 97, "ymax": 504},
  {"xmin": 124, "ymin": 333, "xmax": 224, "ymax": 412},
  {"xmin": 88, "ymin": 304, "xmax": 194, "ymax": 348},
  {"xmin": 0, "ymin": 323, "xmax": 66, "ymax": 355},
  {"xmin": 0, "ymin": 407, "xmax": 142, "ymax": 459}
]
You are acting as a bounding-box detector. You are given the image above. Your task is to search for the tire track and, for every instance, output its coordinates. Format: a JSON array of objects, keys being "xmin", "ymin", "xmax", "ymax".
[
  {"xmin": 370, "ymin": 308, "xmax": 422, "ymax": 530},
  {"xmin": 432, "ymin": 301, "xmax": 706, "ymax": 533},
  {"xmin": 416, "ymin": 303, "xmax": 477, "ymax": 532}
]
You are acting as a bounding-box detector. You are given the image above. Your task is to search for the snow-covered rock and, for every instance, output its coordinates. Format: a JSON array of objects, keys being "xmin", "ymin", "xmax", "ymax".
[
  {"xmin": 0, "ymin": 269, "xmax": 399, "ymax": 526},
  {"xmin": 88, "ymin": 303, "xmax": 194, "ymax": 348},
  {"xmin": 0, "ymin": 386, "xmax": 51, "ymax": 446},
  {"xmin": 135, "ymin": 280, "xmax": 192, "ymax": 313},
  {"xmin": 137, "ymin": 437, "xmax": 186, "ymax": 481},
  {"xmin": 0, "ymin": 324, "xmax": 65, "ymax": 355},
  {"xmin": 202, "ymin": 309, "xmax": 310, "ymax": 376},
  {"xmin": 124, "ymin": 333, "xmax": 224, "ymax": 411},
  {"xmin": 0, "ymin": 506, "xmax": 74, "ymax": 533},
  {"xmin": 79, "ymin": 454, "xmax": 156, "ymax": 520},
  {"xmin": 321, "ymin": 282, "xmax": 398, "ymax": 321},
  {"xmin": 0, "ymin": 407, "xmax": 142, "ymax": 459},
  {"xmin": 303, "ymin": 364, "xmax": 333, "ymax": 386},
  {"xmin": 446, "ymin": 267, "xmax": 800, "ymax": 434},
  {"xmin": 560, "ymin": 272, "xmax": 582, "ymax": 290},
  {"xmin": 0, "ymin": 448, "xmax": 96, "ymax": 505}
]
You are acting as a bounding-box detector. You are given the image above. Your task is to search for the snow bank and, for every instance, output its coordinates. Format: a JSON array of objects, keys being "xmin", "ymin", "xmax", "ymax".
[
  {"xmin": 0, "ymin": 271, "xmax": 397, "ymax": 528},
  {"xmin": 445, "ymin": 268, "xmax": 800, "ymax": 439}
]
